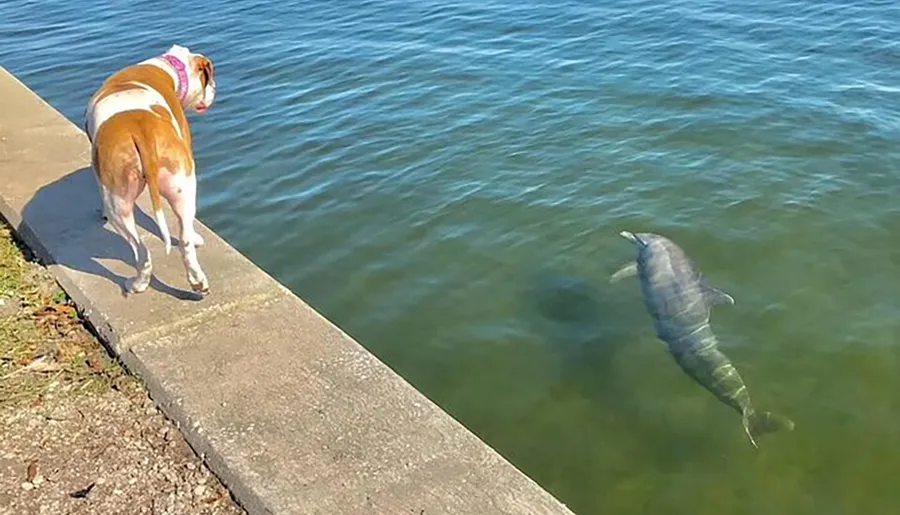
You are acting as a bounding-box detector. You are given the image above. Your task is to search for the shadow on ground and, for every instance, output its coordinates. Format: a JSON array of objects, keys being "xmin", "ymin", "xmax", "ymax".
[{"xmin": 19, "ymin": 168, "xmax": 200, "ymax": 301}]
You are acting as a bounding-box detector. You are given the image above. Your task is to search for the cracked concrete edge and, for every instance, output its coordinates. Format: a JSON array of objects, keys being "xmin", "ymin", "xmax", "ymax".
[
  {"xmin": 120, "ymin": 291, "xmax": 283, "ymax": 350},
  {"xmin": 0, "ymin": 66, "xmax": 87, "ymax": 143},
  {"xmin": 118, "ymin": 345, "xmax": 274, "ymax": 515}
]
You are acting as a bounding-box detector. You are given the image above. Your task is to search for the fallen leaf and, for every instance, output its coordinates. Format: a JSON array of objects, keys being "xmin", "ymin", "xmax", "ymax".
[
  {"xmin": 55, "ymin": 305, "xmax": 76, "ymax": 317},
  {"xmin": 52, "ymin": 290, "xmax": 67, "ymax": 304},
  {"xmin": 33, "ymin": 303, "xmax": 75, "ymax": 319},
  {"xmin": 69, "ymin": 482, "xmax": 95, "ymax": 499},
  {"xmin": 26, "ymin": 461, "xmax": 38, "ymax": 482},
  {"xmin": 56, "ymin": 342, "xmax": 81, "ymax": 363},
  {"xmin": 88, "ymin": 357, "xmax": 105, "ymax": 372}
]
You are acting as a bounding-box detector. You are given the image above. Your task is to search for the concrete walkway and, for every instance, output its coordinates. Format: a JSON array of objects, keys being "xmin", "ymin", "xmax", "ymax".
[{"xmin": 0, "ymin": 66, "xmax": 576, "ymax": 515}]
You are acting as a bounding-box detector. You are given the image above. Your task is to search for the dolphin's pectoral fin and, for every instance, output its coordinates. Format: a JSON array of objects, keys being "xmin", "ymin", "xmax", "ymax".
[
  {"xmin": 610, "ymin": 262, "xmax": 638, "ymax": 283},
  {"xmin": 702, "ymin": 283, "xmax": 735, "ymax": 306}
]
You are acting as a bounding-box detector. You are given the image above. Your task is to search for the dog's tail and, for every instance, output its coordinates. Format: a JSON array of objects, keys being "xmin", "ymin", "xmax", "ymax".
[{"xmin": 131, "ymin": 131, "xmax": 172, "ymax": 255}]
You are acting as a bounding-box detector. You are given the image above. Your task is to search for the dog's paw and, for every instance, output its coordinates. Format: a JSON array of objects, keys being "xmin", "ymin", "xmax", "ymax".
[
  {"xmin": 189, "ymin": 274, "xmax": 210, "ymax": 297},
  {"xmin": 126, "ymin": 276, "xmax": 151, "ymax": 294},
  {"xmin": 194, "ymin": 232, "xmax": 205, "ymax": 247}
]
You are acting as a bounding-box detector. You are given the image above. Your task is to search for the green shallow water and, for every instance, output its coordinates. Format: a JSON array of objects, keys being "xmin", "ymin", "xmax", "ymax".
[{"xmin": 3, "ymin": 0, "xmax": 900, "ymax": 512}]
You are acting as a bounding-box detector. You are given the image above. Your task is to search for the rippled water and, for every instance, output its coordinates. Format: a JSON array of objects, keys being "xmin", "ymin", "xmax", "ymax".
[{"xmin": 4, "ymin": 0, "xmax": 900, "ymax": 512}]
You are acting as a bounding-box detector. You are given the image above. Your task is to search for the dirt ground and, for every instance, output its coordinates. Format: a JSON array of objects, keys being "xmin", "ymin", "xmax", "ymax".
[{"xmin": 0, "ymin": 222, "xmax": 246, "ymax": 515}]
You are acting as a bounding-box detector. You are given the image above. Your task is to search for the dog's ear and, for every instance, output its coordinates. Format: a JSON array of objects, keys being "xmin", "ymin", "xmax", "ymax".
[{"xmin": 195, "ymin": 56, "xmax": 215, "ymax": 88}]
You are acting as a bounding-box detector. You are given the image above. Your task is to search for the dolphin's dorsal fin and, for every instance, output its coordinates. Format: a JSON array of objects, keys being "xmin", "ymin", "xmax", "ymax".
[
  {"xmin": 610, "ymin": 262, "xmax": 638, "ymax": 283},
  {"xmin": 702, "ymin": 283, "xmax": 735, "ymax": 306}
]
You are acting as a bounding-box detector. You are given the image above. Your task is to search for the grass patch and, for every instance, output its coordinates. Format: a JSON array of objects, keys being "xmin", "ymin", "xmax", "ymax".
[{"xmin": 0, "ymin": 221, "xmax": 135, "ymax": 408}]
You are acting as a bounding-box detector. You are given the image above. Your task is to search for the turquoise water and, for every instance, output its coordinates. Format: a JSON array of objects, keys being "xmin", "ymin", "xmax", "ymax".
[{"xmin": 4, "ymin": 0, "xmax": 900, "ymax": 512}]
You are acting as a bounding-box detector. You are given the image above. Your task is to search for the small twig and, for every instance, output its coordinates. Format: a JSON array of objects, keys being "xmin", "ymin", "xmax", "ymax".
[
  {"xmin": 69, "ymin": 482, "xmax": 95, "ymax": 499},
  {"xmin": 89, "ymin": 443, "xmax": 113, "ymax": 461},
  {"xmin": 0, "ymin": 355, "xmax": 62, "ymax": 380}
]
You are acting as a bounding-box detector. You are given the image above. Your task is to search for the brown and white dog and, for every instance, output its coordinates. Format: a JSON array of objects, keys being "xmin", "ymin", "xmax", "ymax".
[{"xmin": 84, "ymin": 44, "xmax": 216, "ymax": 296}]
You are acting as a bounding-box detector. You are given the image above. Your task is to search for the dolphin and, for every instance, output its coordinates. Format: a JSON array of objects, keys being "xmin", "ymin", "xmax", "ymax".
[{"xmin": 611, "ymin": 230, "xmax": 793, "ymax": 447}]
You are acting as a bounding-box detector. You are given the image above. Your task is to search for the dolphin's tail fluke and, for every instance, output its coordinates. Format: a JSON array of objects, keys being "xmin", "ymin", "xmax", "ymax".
[{"xmin": 742, "ymin": 410, "xmax": 795, "ymax": 448}]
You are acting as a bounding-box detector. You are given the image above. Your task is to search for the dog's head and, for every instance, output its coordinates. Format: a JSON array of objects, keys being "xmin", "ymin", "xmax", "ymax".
[{"xmin": 164, "ymin": 44, "xmax": 217, "ymax": 114}]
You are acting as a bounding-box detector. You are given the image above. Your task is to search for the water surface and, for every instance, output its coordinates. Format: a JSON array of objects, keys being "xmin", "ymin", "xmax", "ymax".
[{"xmin": 3, "ymin": 0, "xmax": 900, "ymax": 513}]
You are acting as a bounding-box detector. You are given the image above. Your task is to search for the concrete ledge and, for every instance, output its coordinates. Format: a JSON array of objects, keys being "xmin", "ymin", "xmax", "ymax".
[{"xmin": 0, "ymin": 66, "xmax": 575, "ymax": 515}]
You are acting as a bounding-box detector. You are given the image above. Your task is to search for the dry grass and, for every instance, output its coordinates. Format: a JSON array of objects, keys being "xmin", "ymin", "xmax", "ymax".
[
  {"xmin": 0, "ymin": 222, "xmax": 135, "ymax": 408},
  {"xmin": 0, "ymin": 220, "xmax": 244, "ymax": 514}
]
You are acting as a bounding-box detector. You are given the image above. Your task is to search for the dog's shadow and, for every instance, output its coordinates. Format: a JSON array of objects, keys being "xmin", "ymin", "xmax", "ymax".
[{"xmin": 20, "ymin": 167, "xmax": 201, "ymax": 301}]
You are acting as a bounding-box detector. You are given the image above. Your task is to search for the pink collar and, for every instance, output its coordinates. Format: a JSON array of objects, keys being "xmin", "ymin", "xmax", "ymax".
[{"xmin": 160, "ymin": 54, "xmax": 189, "ymax": 102}]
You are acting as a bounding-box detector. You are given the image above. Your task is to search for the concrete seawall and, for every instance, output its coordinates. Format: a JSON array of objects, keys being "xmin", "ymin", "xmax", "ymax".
[{"xmin": 0, "ymin": 66, "xmax": 576, "ymax": 515}]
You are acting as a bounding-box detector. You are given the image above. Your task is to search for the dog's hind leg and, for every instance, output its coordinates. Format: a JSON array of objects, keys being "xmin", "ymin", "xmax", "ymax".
[
  {"xmin": 107, "ymin": 191, "xmax": 152, "ymax": 294},
  {"xmin": 161, "ymin": 171, "xmax": 208, "ymax": 295},
  {"xmin": 91, "ymin": 152, "xmax": 111, "ymax": 223}
]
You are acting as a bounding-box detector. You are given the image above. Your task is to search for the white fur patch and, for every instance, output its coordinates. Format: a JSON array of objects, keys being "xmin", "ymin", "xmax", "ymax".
[
  {"xmin": 140, "ymin": 56, "xmax": 182, "ymax": 91},
  {"xmin": 86, "ymin": 82, "xmax": 182, "ymax": 141}
]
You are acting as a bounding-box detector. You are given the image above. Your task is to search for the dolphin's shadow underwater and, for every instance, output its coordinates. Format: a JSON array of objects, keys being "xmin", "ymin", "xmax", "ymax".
[{"xmin": 526, "ymin": 270, "xmax": 646, "ymax": 415}]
